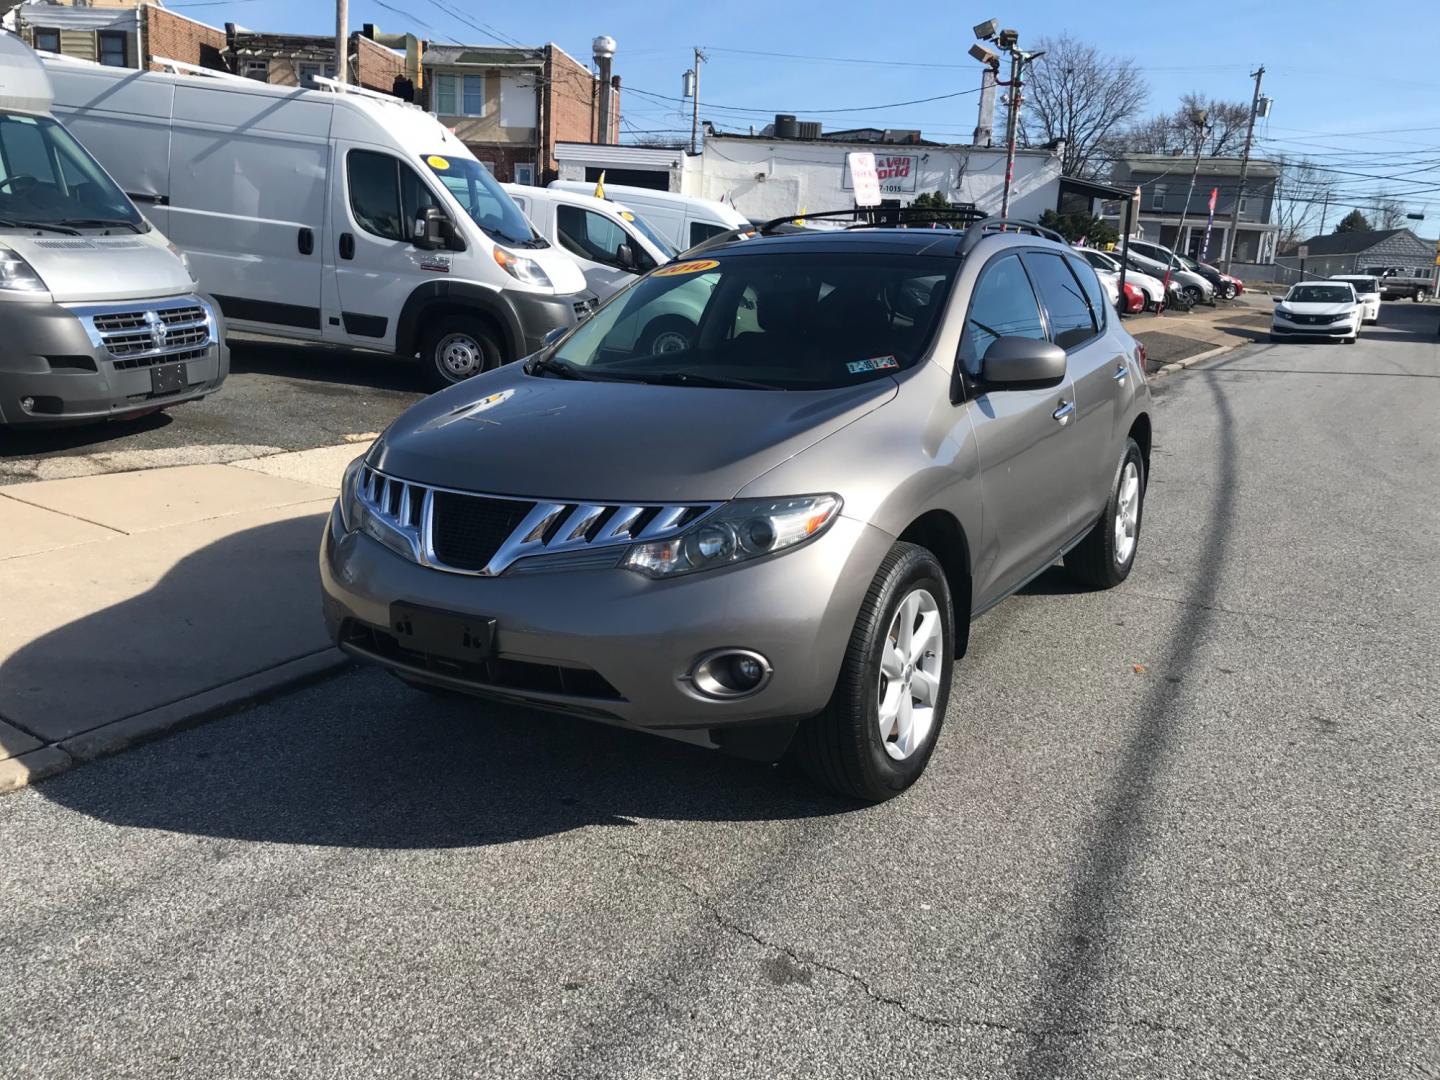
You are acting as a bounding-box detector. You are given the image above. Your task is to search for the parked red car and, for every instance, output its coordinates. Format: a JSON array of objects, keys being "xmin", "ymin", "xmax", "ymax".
[{"xmin": 1121, "ymin": 281, "xmax": 1146, "ymax": 314}]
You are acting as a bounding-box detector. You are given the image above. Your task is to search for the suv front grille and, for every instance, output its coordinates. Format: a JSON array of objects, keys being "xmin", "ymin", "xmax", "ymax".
[
  {"xmin": 69, "ymin": 297, "xmax": 217, "ymax": 365},
  {"xmin": 355, "ymin": 465, "xmax": 717, "ymax": 577}
]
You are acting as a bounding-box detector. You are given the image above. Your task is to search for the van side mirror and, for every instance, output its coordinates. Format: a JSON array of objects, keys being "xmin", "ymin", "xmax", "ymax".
[
  {"xmin": 616, "ymin": 243, "xmax": 636, "ymax": 271},
  {"xmin": 414, "ymin": 207, "xmax": 457, "ymax": 251},
  {"xmin": 979, "ymin": 336, "xmax": 1067, "ymax": 389},
  {"xmin": 1272, "ymin": 295, "xmax": 1282, "ymax": 303}
]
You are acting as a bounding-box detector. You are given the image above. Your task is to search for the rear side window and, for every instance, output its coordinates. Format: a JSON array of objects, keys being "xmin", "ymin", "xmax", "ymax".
[
  {"xmin": 958, "ymin": 253, "xmax": 1047, "ymax": 374},
  {"xmin": 1023, "ymin": 252, "xmax": 1099, "ymax": 350},
  {"xmin": 1066, "ymin": 254, "xmax": 1109, "ymax": 332},
  {"xmin": 689, "ymin": 220, "xmax": 729, "ymax": 246}
]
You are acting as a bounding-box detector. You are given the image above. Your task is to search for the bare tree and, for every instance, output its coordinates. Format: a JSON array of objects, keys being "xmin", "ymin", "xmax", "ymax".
[
  {"xmin": 1272, "ymin": 156, "xmax": 1337, "ymax": 251},
  {"xmin": 1117, "ymin": 94, "xmax": 1254, "ymax": 158},
  {"xmin": 1371, "ymin": 190, "xmax": 1407, "ymax": 230},
  {"xmin": 1018, "ymin": 35, "xmax": 1148, "ymax": 180}
]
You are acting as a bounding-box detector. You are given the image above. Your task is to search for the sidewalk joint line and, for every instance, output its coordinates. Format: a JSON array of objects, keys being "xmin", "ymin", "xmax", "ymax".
[{"xmin": 0, "ymin": 491, "xmax": 131, "ymax": 536}]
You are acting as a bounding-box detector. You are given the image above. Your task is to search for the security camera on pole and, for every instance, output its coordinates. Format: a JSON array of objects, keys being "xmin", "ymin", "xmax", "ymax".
[{"xmin": 970, "ymin": 20, "xmax": 1044, "ymax": 219}]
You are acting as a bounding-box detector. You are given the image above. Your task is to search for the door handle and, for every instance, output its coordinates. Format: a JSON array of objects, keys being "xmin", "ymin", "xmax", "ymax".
[
  {"xmin": 298, "ymin": 227, "xmax": 314, "ymax": 255},
  {"xmin": 1052, "ymin": 400, "xmax": 1074, "ymax": 425},
  {"xmin": 1112, "ymin": 362, "xmax": 1128, "ymax": 382},
  {"xmin": 339, "ymin": 232, "xmax": 355, "ymax": 260}
]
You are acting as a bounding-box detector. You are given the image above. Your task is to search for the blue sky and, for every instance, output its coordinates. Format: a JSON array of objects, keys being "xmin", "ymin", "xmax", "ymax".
[{"xmin": 175, "ymin": 0, "xmax": 1440, "ymax": 228}]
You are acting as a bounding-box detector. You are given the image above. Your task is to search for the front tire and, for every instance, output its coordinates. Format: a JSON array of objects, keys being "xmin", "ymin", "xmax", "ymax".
[
  {"xmin": 420, "ymin": 316, "xmax": 503, "ymax": 391},
  {"xmin": 793, "ymin": 543, "xmax": 954, "ymax": 803},
  {"xmin": 1416, "ymin": 289, "xmax": 1428, "ymax": 303},
  {"xmin": 1064, "ymin": 438, "xmax": 1145, "ymax": 589}
]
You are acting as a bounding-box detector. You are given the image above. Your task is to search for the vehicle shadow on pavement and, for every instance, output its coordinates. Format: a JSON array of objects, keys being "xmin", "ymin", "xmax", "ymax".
[
  {"xmin": 1015, "ymin": 373, "xmax": 1240, "ymax": 1076},
  {"xmin": 0, "ymin": 410, "xmax": 172, "ymax": 458},
  {"xmin": 229, "ymin": 338, "xmax": 424, "ymax": 394},
  {"xmin": 23, "ymin": 511, "xmax": 853, "ymax": 842}
]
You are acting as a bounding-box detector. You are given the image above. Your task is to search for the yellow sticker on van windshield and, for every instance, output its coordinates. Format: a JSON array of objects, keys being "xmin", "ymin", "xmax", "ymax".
[
  {"xmin": 620, "ymin": 210, "xmax": 635, "ymax": 222},
  {"xmin": 653, "ymin": 259, "xmax": 719, "ymax": 277},
  {"xmin": 427, "ymin": 155, "xmax": 450, "ymax": 169}
]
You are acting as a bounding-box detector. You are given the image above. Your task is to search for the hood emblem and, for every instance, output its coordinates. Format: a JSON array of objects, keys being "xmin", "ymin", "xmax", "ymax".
[{"xmin": 144, "ymin": 310, "xmax": 168, "ymax": 351}]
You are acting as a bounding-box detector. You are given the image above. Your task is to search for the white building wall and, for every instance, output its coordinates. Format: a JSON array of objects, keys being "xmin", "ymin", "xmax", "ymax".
[{"xmin": 686, "ymin": 138, "xmax": 1062, "ymax": 221}]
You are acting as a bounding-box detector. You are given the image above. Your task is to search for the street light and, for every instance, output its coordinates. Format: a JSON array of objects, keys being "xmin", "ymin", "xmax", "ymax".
[
  {"xmin": 969, "ymin": 16, "xmax": 1042, "ymax": 217},
  {"xmin": 973, "ymin": 19, "xmax": 999, "ymax": 40},
  {"xmin": 968, "ymin": 43, "xmax": 1000, "ymax": 69}
]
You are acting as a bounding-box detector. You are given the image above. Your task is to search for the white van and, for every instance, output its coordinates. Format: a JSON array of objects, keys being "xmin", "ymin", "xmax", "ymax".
[
  {"xmin": 502, "ymin": 184, "xmax": 675, "ymax": 299},
  {"xmin": 45, "ymin": 59, "xmax": 590, "ymax": 388},
  {"xmin": 550, "ymin": 181, "xmax": 749, "ymax": 253},
  {"xmin": 0, "ymin": 36, "xmax": 225, "ymax": 427}
]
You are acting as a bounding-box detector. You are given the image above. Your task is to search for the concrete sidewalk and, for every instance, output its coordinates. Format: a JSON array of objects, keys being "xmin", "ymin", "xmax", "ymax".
[
  {"xmin": 0, "ymin": 442, "xmax": 367, "ymax": 791},
  {"xmin": 1128, "ymin": 293, "xmax": 1271, "ymax": 369}
]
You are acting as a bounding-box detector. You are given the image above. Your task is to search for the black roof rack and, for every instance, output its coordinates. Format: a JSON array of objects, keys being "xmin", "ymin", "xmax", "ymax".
[{"xmin": 958, "ymin": 216, "xmax": 1068, "ymax": 254}]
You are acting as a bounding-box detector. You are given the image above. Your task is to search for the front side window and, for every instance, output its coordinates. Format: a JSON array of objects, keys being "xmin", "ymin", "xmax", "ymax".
[
  {"xmin": 33, "ymin": 29, "xmax": 60, "ymax": 53},
  {"xmin": 97, "ymin": 31, "xmax": 128, "ymax": 67},
  {"xmin": 549, "ymin": 252, "xmax": 957, "ymax": 391},
  {"xmin": 434, "ymin": 73, "xmax": 485, "ymax": 117},
  {"xmin": 347, "ymin": 150, "xmax": 439, "ymax": 242},
  {"xmin": 689, "ymin": 220, "xmax": 729, "ymax": 247},
  {"xmin": 557, "ymin": 205, "xmax": 654, "ymax": 272},
  {"xmin": 958, "ymin": 254, "xmax": 1047, "ymax": 374},
  {"xmin": 0, "ymin": 112, "xmax": 143, "ymax": 229},
  {"xmin": 424, "ymin": 153, "xmax": 536, "ymax": 246}
]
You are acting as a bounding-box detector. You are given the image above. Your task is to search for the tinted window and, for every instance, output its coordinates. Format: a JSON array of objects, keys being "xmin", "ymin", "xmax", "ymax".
[
  {"xmin": 958, "ymin": 254, "xmax": 1046, "ymax": 374},
  {"xmin": 558, "ymin": 205, "xmax": 633, "ymax": 269},
  {"xmin": 1024, "ymin": 252, "xmax": 1098, "ymax": 349},
  {"xmin": 1067, "ymin": 255, "xmax": 1109, "ymax": 331},
  {"xmin": 348, "ymin": 151, "xmax": 441, "ymax": 242},
  {"xmin": 690, "ymin": 221, "xmax": 729, "ymax": 246},
  {"xmin": 1290, "ymin": 285, "xmax": 1353, "ymax": 303}
]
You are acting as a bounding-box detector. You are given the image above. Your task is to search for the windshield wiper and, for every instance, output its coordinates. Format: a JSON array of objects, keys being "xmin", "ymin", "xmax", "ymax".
[
  {"xmin": 640, "ymin": 371, "xmax": 782, "ymax": 391},
  {"xmin": 0, "ymin": 217, "xmax": 81, "ymax": 236},
  {"xmin": 526, "ymin": 356, "xmax": 635, "ymax": 382},
  {"xmin": 57, "ymin": 218, "xmax": 144, "ymax": 234}
]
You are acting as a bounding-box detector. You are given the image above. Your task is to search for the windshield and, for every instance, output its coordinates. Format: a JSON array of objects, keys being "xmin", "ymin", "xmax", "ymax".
[
  {"xmin": 0, "ymin": 112, "xmax": 143, "ymax": 231},
  {"xmin": 1084, "ymin": 250, "xmax": 1119, "ymax": 272},
  {"xmin": 1335, "ymin": 277, "xmax": 1378, "ymax": 295},
  {"xmin": 545, "ymin": 251, "xmax": 957, "ymax": 390},
  {"xmin": 1289, "ymin": 285, "xmax": 1353, "ymax": 303},
  {"xmin": 619, "ymin": 207, "xmax": 678, "ymax": 259},
  {"xmin": 424, "ymin": 154, "xmax": 538, "ymax": 246}
]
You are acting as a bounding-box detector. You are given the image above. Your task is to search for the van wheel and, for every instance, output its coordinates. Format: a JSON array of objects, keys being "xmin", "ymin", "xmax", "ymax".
[
  {"xmin": 1064, "ymin": 438, "xmax": 1145, "ymax": 589},
  {"xmin": 1416, "ymin": 289, "xmax": 1428, "ymax": 303},
  {"xmin": 792, "ymin": 543, "xmax": 954, "ymax": 803},
  {"xmin": 420, "ymin": 317, "xmax": 502, "ymax": 390},
  {"xmin": 637, "ymin": 316, "xmax": 694, "ymax": 356}
]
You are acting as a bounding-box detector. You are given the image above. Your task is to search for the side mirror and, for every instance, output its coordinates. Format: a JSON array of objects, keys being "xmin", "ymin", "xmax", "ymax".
[
  {"xmin": 413, "ymin": 207, "xmax": 453, "ymax": 251},
  {"xmin": 616, "ymin": 243, "xmax": 635, "ymax": 271},
  {"xmin": 980, "ymin": 336, "xmax": 1067, "ymax": 389},
  {"xmin": 541, "ymin": 326, "xmax": 567, "ymax": 350},
  {"xmin": 1272, "ymin": 295, "xmax": 1283, "ymax": 303}
]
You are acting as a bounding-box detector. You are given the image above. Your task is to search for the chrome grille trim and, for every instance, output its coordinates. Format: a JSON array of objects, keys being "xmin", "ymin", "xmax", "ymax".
[
  {"xmin": 355, "ymin": 465, "xmax": 721, "ymax": 577},
  {"xmin": 66, "ymin": 295, "xmax": 218, "ymax": 365}
]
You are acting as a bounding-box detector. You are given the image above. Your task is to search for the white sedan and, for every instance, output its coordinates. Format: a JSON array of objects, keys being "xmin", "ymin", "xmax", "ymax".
[
  {"xmin": 1271, "ymin": 282, "xmax": 1361, "ymax": 344},
  {"xmin": 1328, "ymin": 275, "xmax": 1382, "ymax": 324},
  {"xmin": 1076, "ymin": 248, "xmax": 1167, "ymax": 311}
]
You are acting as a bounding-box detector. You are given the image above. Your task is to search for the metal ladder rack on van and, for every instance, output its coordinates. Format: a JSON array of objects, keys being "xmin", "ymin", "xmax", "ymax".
[{"xmin": 146, "ymin": 60, "xmax": 424, "ymax": 112}]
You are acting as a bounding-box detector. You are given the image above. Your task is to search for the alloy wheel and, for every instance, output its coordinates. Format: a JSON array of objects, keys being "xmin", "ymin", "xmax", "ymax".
[
  {"xmin": 1114, "ymin": 461, "xmax": 1141, "ymax": 565},
  {"xmin": 877, "ymin": 588, "xmax": 944, "ymax": 761}
]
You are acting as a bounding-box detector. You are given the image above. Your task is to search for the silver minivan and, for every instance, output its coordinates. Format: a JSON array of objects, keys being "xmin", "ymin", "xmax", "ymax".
[{"xmin": 320, "ymin": 216, "xmax": 1153, "ymax": 801}]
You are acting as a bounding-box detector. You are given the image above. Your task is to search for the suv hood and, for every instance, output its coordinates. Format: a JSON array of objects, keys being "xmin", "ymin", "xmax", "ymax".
[
  {"xmin": 369, "ymin": 365, "xmax": 898, "ymax": 502},
  {"xmin": 4, "ymin": 232, "xmax": 194, "ymax": 303}
]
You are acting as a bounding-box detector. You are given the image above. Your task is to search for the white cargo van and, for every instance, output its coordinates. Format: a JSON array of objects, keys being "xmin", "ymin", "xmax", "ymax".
[
  {"xmin": 550, "ymin": 181, "xmax": 749, "ymax": 253},
  {"xmin": 45, "ymin": 59, "xmax": 590, "ymax": 388},
  {"xmin": 0, "ymin": 35, "xmax": 225, "ymax": 428},
  {"xmin": 502, "ymin": 184, "xmax": 675, "ymax": 299}
]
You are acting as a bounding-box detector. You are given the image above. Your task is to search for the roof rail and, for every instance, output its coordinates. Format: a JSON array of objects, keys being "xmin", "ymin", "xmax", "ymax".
[
  {"xmin": 311, "ymin": 75, "xmax": 422, "ymax": 110},
  {"xmin": 149, "ymin": 56, "xmax": 252, "ymax": 82},
  {"xmin": 959, "ymin": 216, "xmax": 1067, "ymax": 255},
  {"xmin": 757, "ymin": 205, "xmax": 985, "ymax": 234}
]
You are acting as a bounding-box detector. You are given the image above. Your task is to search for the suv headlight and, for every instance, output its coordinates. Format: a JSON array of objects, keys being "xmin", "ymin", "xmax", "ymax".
[
  {"xmin": 492, "ymin": 246, "xmax": 552, "ymax": 288},
  {"xmin": 0, "ymin": 248, "xmax": 47, "ymax": 292},
  {"xmin": 622, "ymin": 494, "xmax": 841, "ymax": 578},
  {"xmin": 337, "ymin": 455, "xmax": 368, "ymax": 534}
]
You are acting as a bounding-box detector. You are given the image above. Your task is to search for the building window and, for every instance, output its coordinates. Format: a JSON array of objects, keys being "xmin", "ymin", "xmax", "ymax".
[
  {"xmin": 514, "ymin": 162, "xmax": 535, "ymax": 185},
  {"xmin": 433, "ymin": 73, "xmax": 485, "ymax": 117},
  {"xmin": 33, "ymin": 29, "xmax": 60, "ymax": 53},
  {"xmin": 298, "ymin": 63, "xmax": 336, "ymax": 89},
  {"xmin": 97, "ymin": 30, "xmax": 128, "ymax": 67},
  {"xmin": 243, "ymin": 59, "xmax": 269, "ymax": 82},
  {"xmin": 1149, "ymin": 184, "xmax": 1167, "ymax": 211}
]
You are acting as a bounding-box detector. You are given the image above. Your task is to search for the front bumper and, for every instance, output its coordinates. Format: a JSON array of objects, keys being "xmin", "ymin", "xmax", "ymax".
[
  {"xmin": 319, "ymin": 504, "xmax": 893, "ymax": 734},
  {"xmin": 0, "ymin": 293, "xmax": 228, "ymax": 427},
  {"xmin": 1272, "ymin": 314, "xmax": 1358, "ymax": 337},
  {"xmin": 508, "ymin": 289, "xmax": 598, "ymax": 357}
]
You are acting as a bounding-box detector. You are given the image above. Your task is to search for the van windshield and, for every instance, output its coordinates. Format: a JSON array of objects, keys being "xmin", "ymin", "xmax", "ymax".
[
  {"xmin": 0, "ymin": 112, "xmax": 143, "ymax": 232},
  {"xmin": 424, "ymin": 154, "xmax": 540, "ymax": 247},
  {"xmin": 621, "ymin": 209, "xmax": 678, "ymax": 259}
]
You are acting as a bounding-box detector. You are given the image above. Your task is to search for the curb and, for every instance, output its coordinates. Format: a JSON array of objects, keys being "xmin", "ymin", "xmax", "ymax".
[
  {"xmin": 2, "ymin": 649, "xmax": 352, "ymax": 794},
  {"xmin": 1147, "ymin": 342, "xmax": 1238, "ymax": 382}
]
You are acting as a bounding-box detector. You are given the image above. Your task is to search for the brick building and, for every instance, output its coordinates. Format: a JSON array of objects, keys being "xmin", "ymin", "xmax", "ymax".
[
  {"xmin": 141, "ymin": 6, "xmax": 225, "ymax": 71},
  {"xmin": 421, "ymin": 43, "xmax": 617, "ymax": 184},
  {"xmin": 12, "ymin": 0, "xmax": 143, "ymax": 67},
  {"xmin": 225, "ymin": 26, "xmax": 407, "ymax": 95}
]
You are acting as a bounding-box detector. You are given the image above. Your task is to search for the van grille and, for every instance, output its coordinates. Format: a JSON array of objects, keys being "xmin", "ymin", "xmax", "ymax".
[
  {"xmin": 354, "ymin": 465, "xmax": 717, "ymax": 577},
  {"xmin": 67, "ymin": 297, "xmax": 217, "ymax": 365}
]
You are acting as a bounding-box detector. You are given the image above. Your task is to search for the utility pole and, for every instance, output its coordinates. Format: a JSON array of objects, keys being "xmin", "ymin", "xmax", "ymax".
[
  {"xmin": 689, "ymin": 47, "xmax": 707, "ymax": 156},
  {"xmin": 334, "ymin": 0, "xmax": 348, "ymax": 83},
  {"xmin": 1317, "ymin": 188, "xmax": 1331, "ymax": 234},
  {"xmin": 1000, "ymin": 46, "xmax": 1023, "ymax": 218},
  {"xmin": 1221, "ymin": 65, "xmax": 1264, "ymax": 274},
  {"xmin": 1164, "ymin": 110, "xmax": 1211, "ymax": 297}
]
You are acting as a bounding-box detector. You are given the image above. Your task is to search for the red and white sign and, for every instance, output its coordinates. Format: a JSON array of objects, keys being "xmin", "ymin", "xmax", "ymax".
[
  {"xmin": 844, "ymin": 152, "xmax": 919, "ymax": 196},
  {"xmin": 846, "ymin": 152, "xmax": 881, "ymax": 206},
  {"xmin": 1207, "ymin": 186, "xmax": 1218, "ymax": 213}
]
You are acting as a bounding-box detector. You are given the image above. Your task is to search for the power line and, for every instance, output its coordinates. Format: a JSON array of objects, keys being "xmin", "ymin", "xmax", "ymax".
[{"xmin": 624, "ymin": 83, "xmax": 980, "ymax": 118}]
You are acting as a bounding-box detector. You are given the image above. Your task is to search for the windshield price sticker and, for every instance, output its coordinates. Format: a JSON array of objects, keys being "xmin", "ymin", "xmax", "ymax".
[
  {"xmin": 426, "ymin": 155, "xmax": 451, "ymax": 170},
  {"xmin": 653, "ymin": 259, "xmax": 719, "ymax": 277},
  {"xmin": 846, "ymin": 355, "xmax": 899, "ymax": 374}
]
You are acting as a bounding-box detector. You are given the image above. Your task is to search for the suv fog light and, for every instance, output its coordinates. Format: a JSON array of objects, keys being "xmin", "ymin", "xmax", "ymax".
[
  {"xmin": 687, "ymin": 649, "xmax": 773, "ymax": 700},
  {"xmin": 20, "ymin": 396, "xmax": 34, "ymax": 411}
]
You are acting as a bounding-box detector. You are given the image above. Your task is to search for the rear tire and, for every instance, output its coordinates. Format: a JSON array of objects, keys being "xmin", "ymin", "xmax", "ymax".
[
  {"xmin": 420, "ymin": 316, "xmax": 503, "ymax": 391},
  {"xmin": 1416, "ymin": 289, "xmax": 1428, "ymax": 303},
  {"xmin": 792, "ymin": 543, "xmax": 955, "ymax": 803},
  {"xmin": 1064, "ymin": 438, "xmax": 1145, "ymax": 590}
]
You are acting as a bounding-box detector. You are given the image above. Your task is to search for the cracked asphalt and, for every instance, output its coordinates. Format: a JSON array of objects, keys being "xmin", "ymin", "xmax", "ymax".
[{"xmin": 1, "ymin": 305, "xmax": 1437, "ymax": 1078}]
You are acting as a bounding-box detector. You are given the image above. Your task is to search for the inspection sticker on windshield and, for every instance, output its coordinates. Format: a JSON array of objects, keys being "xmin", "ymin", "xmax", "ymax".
[
  {"xmin": 847, "ymin": 355, "xmax": 898, "ymax": 374},
  {"xmin": 426, "ymin": 155, "xmax": 450, "ymax": 169},
  {"xmin": 653, "ymin": 259, "xmax": 719, "ymax": 277}
]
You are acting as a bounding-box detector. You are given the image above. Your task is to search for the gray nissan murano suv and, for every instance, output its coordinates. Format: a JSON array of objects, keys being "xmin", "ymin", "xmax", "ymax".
[{"xmin": 320, "ymin": 216, "xmax": 1153, "ymax": 802}]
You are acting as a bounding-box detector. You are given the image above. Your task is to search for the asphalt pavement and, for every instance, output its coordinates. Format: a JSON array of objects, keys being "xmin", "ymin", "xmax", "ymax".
[{"xmin": 0, "ymin": 307, "xmax": 1437, "ymax": 1079}]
